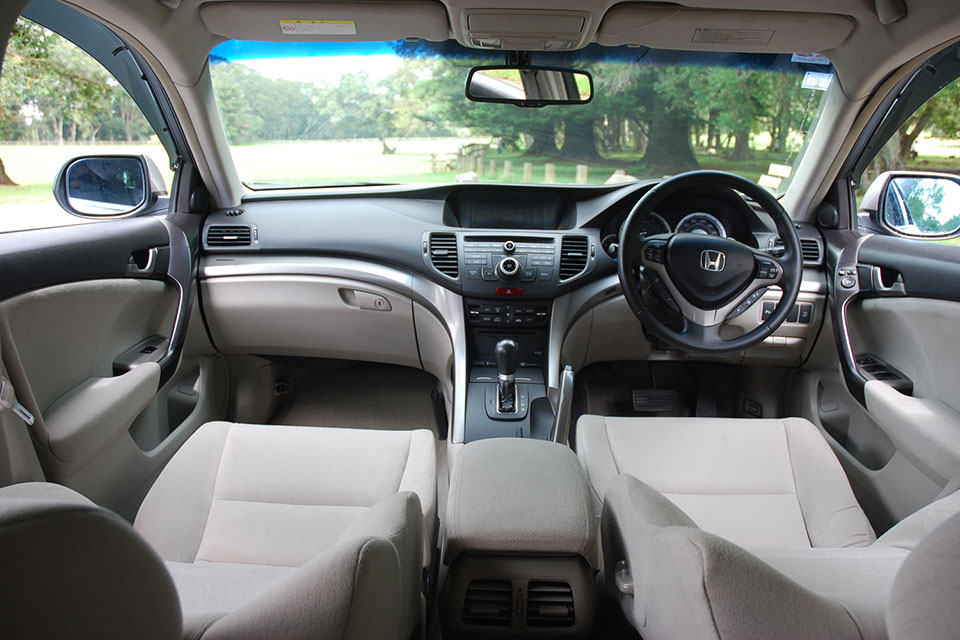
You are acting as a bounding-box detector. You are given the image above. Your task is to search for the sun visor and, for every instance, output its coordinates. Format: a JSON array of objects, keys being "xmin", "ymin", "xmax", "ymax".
[
  {"xmin": 200, "ymin": 2, "xmax": 450, "ymax": 42},
  {"xmin": 597, "ymin": 5, "xmax": 855, "ymax": 53}
]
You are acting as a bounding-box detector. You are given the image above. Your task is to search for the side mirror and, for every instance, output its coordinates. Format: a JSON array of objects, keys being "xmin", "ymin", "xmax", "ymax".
[
  {"xmin": 860, "ymin": 171, "xmax": 960, "ymax": 239},
  {"xmin": 465, "ymin": 65, "xmax": 593, "ymax": 107},
  {"xmin": 53, "ymin": 155, "xmax": 167, "ymax": 218}
]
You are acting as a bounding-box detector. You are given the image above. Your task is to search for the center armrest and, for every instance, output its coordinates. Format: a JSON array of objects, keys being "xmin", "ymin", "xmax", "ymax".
[{"xmin": 443, "ymin": 438, "xmax": 597, "ymax": 567}]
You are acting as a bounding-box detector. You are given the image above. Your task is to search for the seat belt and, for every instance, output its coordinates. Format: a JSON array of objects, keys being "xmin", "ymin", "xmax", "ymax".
[{"xmin": 0, "ymin": 376, "xmax": 35, "ymax": 425}]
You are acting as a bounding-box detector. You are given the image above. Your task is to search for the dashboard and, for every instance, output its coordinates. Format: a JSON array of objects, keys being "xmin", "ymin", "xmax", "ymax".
[
  {"xmin": 199, "ymin": 180, "xmax": 827, "ymax": 444},
  {"xmin": 202, "ymin": 181, "xmax": 798, "ymax": 297}
]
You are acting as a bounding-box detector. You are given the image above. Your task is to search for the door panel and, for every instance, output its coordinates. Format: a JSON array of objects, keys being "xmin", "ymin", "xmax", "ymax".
[
  {"xmin": 0, "ymin": 272, "xmax": 225, "ymax": 516},
  {"xmin": 803, "ymin": 230, "xmax": 960, "ymax": 531}
]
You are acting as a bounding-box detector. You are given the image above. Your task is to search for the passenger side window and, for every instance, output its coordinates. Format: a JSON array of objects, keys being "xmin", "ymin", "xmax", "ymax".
[
  {"xmin": 856, "ymin": 75, "xmax": 960, "ymax": 242},
  {"xmin": 0, "ymin": 18, "xmax": 173, "ymax": 233}
]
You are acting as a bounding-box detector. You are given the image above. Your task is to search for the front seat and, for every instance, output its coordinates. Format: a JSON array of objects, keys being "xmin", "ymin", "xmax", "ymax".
[
  {"xmin": 601, "ymin": 474, "xmax": 960, "ymax": 639},
  {"xmin": 577, "ymin": 416, "xmax": 876, "ymax": 548},
  {"xmin": 1, "ymin": 421, "xmax": 437, "ymax": 640},
  {"xmin": 578, "ymin": 415, "xmax": 960, "ymax": 638}
]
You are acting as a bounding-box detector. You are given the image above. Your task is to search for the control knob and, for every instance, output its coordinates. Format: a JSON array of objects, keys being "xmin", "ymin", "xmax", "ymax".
[{"xmin": 497, "ymin": 256, "xmax": 521, "ymax": 280}]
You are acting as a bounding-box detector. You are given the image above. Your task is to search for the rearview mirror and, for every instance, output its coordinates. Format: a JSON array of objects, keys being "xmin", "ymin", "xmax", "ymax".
[
  {"xmin": 466, "ymin": 65, "xmax": 593, "ymax": 107},
  {"xmin": 53, "ymin": 155, "xmax": 167, "ymax": 218},
  {"xmin": 859, "ymin": 171, "xmax": 960, "ymax": 239}
]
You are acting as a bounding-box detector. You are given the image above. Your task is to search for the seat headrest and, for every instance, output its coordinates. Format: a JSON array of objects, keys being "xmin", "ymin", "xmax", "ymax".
[{"xmin": 0, "ymin": 482, "xmax": 181, "ymax": 639}]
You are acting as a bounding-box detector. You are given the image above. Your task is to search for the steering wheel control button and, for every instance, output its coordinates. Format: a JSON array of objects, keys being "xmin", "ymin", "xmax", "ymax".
[
  {"xmin": 726, "ymin": 287, "xmax": 768, "ymax": 320},
  {"xmin": 840, "ymin": 275, "xmax": 857, "ymax": 289},
  {"xmin": 648, "ymin": 273, "xmax": 680, "ymax": 313},
  {"xmin": 755, "ymin": 258, "xmax": 780, "ymax": 279},
  {"xmin": 643, "ymin": 241, "xmax": 666, "ymax": 264}
]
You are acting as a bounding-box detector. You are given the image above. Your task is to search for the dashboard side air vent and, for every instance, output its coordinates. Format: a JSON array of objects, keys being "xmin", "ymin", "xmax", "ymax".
[
  {"xmin": 800, "ymin": 238, "xmax": 823, "ymax": 265},
  {"xmin": 527, "ymin": 581, "xmax": 575, "ymax": 627},
  {"xmin": 429, "ymin": 233, "xmax": 459, "ymax": 278},
  {"xmin": 206, "ymin": 225, "xmax": 252, "ymax": 247},
  {"xmin": 559, "ymin": 236, "xmax": 589, "ymax": 280},
  {"xmin": 462, "ymin": 580, "xmax": 511, "ymax": 626}
]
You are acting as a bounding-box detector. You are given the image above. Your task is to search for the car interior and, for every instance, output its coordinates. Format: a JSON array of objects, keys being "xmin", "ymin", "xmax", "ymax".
[{"xmin": 2, "ymin": 0, "xmax": 960, "ymax": 639}]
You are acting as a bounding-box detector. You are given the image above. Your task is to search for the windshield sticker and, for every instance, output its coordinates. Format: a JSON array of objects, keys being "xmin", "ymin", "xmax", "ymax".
[
  {"xmin": 278, "ymin": 20, "xmax": 357, "ymax": 36},
  {"xmin": 801, "ymin": 71, "xmax": 833, "ymax": 91},
  {"xmin": 767, "ymin": 163, "xmax": 792, "ymax": 178},
  {"xmin": 791, "ymin": 52, "xmax": 830, "ymax": 65},
  {"xmin": 758, "ymin": 175, "xmax": 783, "ymax": 190},
  {"xmin": 691, "ymin": 28, "xmax": 774, "ymax": 46}
]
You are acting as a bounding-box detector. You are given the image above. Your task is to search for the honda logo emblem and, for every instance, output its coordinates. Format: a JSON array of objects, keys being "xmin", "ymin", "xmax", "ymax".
[{"xmin": 700, "ymin": 250, "xmax": 726, "ymax": 272}]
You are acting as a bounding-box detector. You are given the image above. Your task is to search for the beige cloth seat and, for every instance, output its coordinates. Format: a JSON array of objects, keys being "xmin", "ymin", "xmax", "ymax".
[
  {"xmin": 1, "ymin": 421, "xmax": 437, "ymax": 640},
  {"xmin": 577, "ymin": 416, "xmax": 876, "ymax": 548},
  {"xmin": 602, "ymin": 475, "xmax": 960, "ymax": 640},
  {"xmin": 579, "ymin": 415, "xmax": 960, "ymax": 638}
]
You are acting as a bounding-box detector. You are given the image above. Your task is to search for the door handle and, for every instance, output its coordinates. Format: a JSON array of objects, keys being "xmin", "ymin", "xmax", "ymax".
[
  {"xmin": 127, "ymin": 247, "xmax": 158, "ymax": 275},
  {"xmin": 871, "ymin": 266, "xmax": 906, "ymax": 296}
]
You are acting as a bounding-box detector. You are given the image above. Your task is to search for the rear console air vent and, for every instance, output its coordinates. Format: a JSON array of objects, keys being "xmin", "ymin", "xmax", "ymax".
[
  {"xmin": 559, "ymin": 236, "xmax": 589, "ymax": 280},
  {"xmin": 429, "ymin": 233, "xmax": 459, "ymax": 278},
  {"xmin": 462, "ymin": 580, "xmax": 511, "ymax": 626},
  {"xmin": 800, "ymin": 238, "xmax": 823, "ymax": 265},
  {"xmin": 206, "ymin": 225, "xmax": 252, "ymax": 247},
  {"xmin": 527, "ymin": 581, "xmax": 575, "ymax": 627}
]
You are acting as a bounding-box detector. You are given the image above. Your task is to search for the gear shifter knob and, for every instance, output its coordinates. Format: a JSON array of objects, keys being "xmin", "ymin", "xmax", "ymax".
[{"xmin": 495, "ymin": 339, "xmax": 518, "ymax": 377}]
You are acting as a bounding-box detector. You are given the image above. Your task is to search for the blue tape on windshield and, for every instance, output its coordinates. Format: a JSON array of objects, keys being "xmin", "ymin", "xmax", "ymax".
[{"xmin": 210, "ymin": 40, "xmax": 832, "ymax": 76}]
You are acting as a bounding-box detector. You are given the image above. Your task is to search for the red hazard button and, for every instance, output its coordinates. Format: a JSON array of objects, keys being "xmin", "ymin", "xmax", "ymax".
[{"xmin": 495, "ymin": 287, "xmax": 523, "ymax": 296}]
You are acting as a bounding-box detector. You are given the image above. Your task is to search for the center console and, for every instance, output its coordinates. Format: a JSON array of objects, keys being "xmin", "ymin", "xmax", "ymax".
[
  {"xmin": 441, "ymin": 438, "xmax": 597, "ymax": 638},
  {"xmin": 424, "ymin": 232, "xmax": 596, "ymax": 442}
]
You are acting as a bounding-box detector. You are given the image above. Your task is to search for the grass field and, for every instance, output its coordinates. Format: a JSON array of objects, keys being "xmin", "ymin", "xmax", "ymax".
[{"xmin": 2, "ymin": 137, "xmax": 959, "ymax": 234}]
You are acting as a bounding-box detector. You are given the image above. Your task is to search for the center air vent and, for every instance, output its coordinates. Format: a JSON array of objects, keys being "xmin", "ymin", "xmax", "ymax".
[
  {"xmin": 527, "ymin": 581, "xmax": 575, "ymax": 627},
  {"xmin": 206, "ymin": 225, "xmax": 252, "ymax": 247},
  {"xmin": 462, "ymin": 580, "xmax": 511, "ymax": 626},
  {"xmin": 559, "ymin": 236, "xmax": 589, "ymax": 280},
  {"xmin": 429, "ymin": 233, "xmax": 459, "ymax": 278},
  {"xmin": 800, "ymin": 238, "xmax": 823, "ymax": 265}
]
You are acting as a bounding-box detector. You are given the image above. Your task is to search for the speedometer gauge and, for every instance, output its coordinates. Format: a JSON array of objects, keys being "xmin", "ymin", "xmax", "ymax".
[
  {"xmin": 636, "ymin": 212, "xmax": 671, "ymax": 237},
  {"xmin": 676, "ymin": 212, "xmax": 726, "ymax": 237}
]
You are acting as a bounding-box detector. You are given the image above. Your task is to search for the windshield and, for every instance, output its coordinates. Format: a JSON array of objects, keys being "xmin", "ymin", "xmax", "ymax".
[{"xmin": 209, "ymin": 41, "xmax": 834, "ymax": 193}]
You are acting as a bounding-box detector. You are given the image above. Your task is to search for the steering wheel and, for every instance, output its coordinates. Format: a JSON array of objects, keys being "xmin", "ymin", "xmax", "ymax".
[{"xmin": 617, "ymin": 170, "xmax": 802, "ymax": 354}]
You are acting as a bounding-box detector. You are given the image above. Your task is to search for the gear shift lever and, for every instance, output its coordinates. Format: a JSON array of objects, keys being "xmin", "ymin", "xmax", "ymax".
[{"xmin": 495, "ymin": 339, "xmax": 518, "ymax": 412}]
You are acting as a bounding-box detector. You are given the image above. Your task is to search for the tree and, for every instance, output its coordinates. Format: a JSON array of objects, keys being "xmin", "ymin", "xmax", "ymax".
[
  {"xmin": 704, "ymin": 68, "xmax": 764, "ymax": 161},
  {"xmin": 0, "ymin": 18, "xmax": 51, "ymax": 184},
  {"xmin": 601, "ymin": 64, "xmax": 700, "ymax": 175}
]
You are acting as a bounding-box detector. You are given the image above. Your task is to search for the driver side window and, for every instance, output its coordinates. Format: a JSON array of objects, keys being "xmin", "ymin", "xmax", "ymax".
[{"xmin": 856, "ymin": 75, "xmax": 960, "ymax": 242}]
